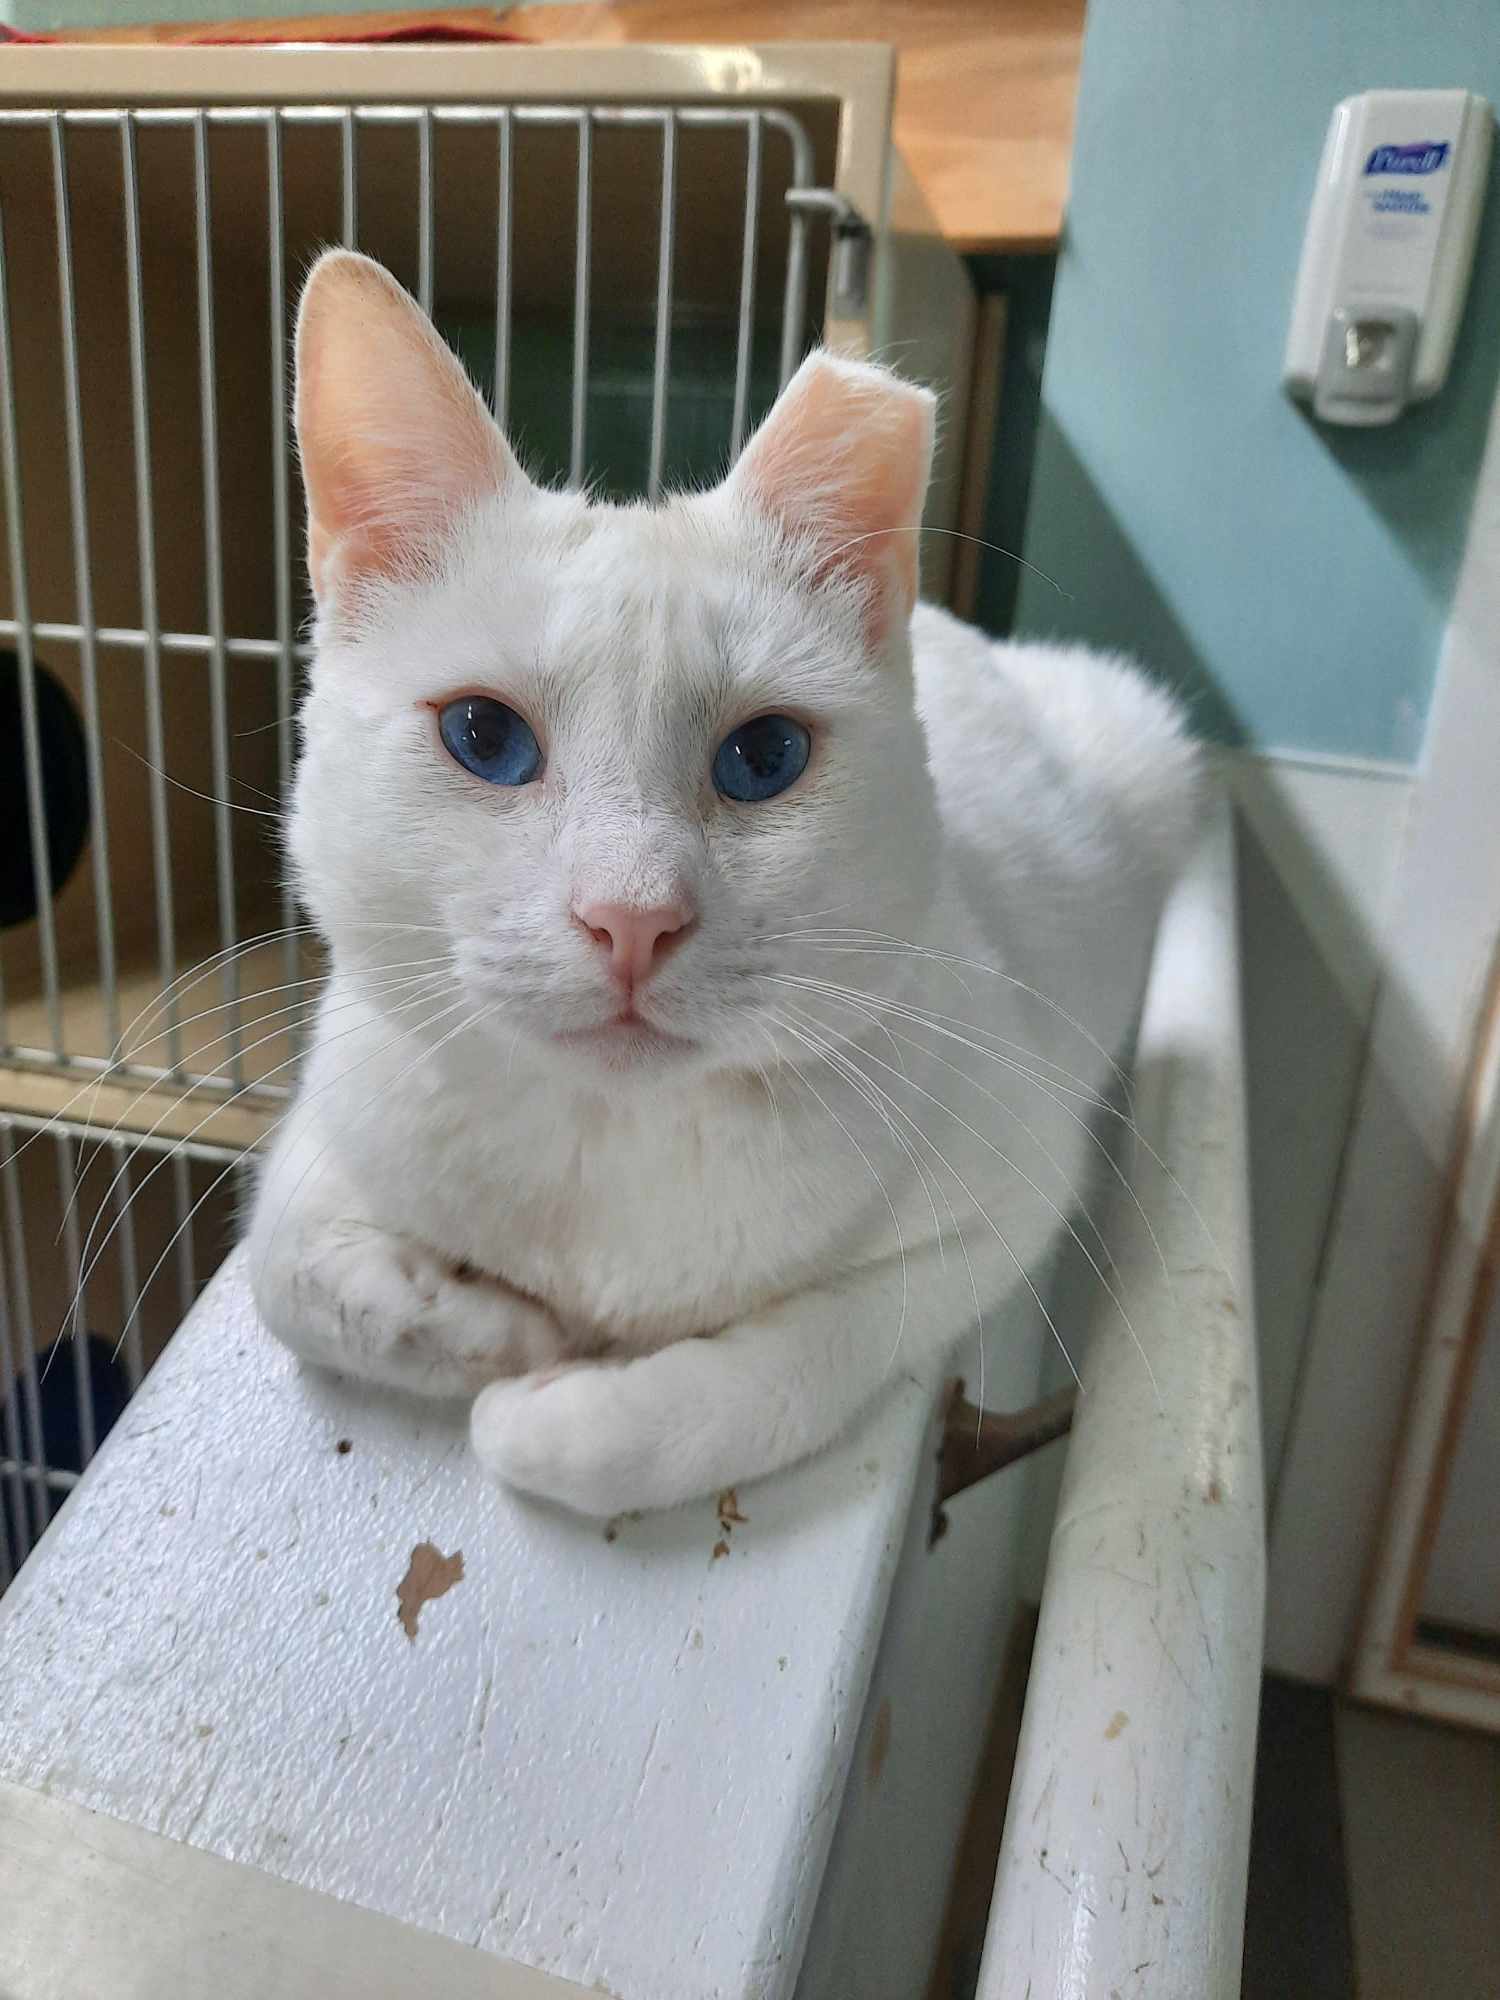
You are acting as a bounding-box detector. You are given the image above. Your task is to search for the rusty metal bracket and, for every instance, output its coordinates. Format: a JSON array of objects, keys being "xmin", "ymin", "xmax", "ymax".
[{"xmin": 931, "ymin": 1378, "xmax": 1077, "ymax": 1544}]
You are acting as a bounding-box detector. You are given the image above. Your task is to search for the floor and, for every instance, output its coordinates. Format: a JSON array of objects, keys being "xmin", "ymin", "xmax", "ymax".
[{"xmin": 1245, "ymin": 1676, "xmax": 1500, "ymax": 1998}]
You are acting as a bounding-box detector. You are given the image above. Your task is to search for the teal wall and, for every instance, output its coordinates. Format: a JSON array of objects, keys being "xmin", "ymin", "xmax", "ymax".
[{"xmin": 1015, "ymin": 0, "xmax": 1500, "ymax": 763}]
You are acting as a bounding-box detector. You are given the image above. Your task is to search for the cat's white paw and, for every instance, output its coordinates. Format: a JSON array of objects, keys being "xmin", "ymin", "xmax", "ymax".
[
  {"xmin": 470, "ymin": 1366, "xmax": 685, "ymax": 1517},
  {"xmin": 266, "ymin": 1223, "xmax": 565, "ymax": 1399}
]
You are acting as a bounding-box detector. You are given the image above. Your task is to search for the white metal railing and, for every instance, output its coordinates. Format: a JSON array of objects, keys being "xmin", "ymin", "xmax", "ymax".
[{"xmin": 979, "ymin": 796, "xmax": 1264, "ymax": 1999}]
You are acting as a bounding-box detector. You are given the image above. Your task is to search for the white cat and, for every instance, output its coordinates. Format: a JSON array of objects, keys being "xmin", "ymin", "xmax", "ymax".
[{"xmin": 247, "ymin": 250, "xmax": 1198, "ymax": 1518}]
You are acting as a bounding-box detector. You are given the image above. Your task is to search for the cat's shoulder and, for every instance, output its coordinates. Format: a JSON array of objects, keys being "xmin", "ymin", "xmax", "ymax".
[{"xmin": 910, "ymin": 601, "xmax": 1201, "ymax": 880}]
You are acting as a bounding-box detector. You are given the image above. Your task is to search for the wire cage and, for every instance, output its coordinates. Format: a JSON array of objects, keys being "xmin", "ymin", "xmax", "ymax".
[
  {"xmin": 0, "ymin": 1109, "xmax": 249, "ymax": 1584},
  {"xmin": 0, "ymin": 47, "xmax": 973, "ymax": 1588}
]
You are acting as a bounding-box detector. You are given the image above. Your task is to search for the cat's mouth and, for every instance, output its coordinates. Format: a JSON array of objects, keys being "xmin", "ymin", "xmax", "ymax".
[{"xmin": 552, "ymin": 1009, "xmax": 697, "ymax": 1062}]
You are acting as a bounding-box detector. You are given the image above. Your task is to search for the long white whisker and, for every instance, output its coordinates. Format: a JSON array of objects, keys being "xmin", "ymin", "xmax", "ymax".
[
  {"xmin": 792, "ymin": 979, "xmax": 1183, "ymax": 1345},
  {"xmin": 770, "ymin": 1012, "xmax": 909, "ymax": 1364},
  {"xmin": 770, "ymin": 972, "xmax": 1118, "ymax": 1279},
  {"xmin": 250, "ymin": 995, "xmax": 503, "ymax": 1295},
  {"xmin": 13, "ymin": 927, "xmax": 325, "ymax": 1159},
  {"xmin": 116, "ymin": 918, "xmax": 448, "ymax": 1059},
  {"xmin": 817, "ymin": 522, "xmax": 1072, "ymax": 601},
  {"xmin": 770, "ymin": 972, "xmax": 1224, "ymax": 1280},
  {"xmin": 780, "ymin": 991, "xmax": 1153, "ymax": 1402},
  {"xmin": 764, "ymin": 927, "xmax": 977, "ymax": 1002},
  {"xmin": 768, "ymin": 927, "xmax": 1134, "ymax": 1109},
  {"xmin": 10, "ymin": 920, "xmax": 451, "ymax": 1165},
  {"xmin": 770, "ymin": 942, "xmax": 1124, "ymax": 1103},
  {"xmin": 750, "ymin": 1022, "xmax": 788, "ymax": 1209},
  {"xmin": 62, "ymin": 975, "xmax": 456, "ymax": 1337},
  {"xmin": 776, "ymin": 1001, "xmax": 1076, "ymax": 1385},
  {"xmin": 778, "ymin": 900, "xmax": 861, "ymax": 924},
  {"xmin": 111, "ymin": 990, "xmax": 484, "ymax": 1364},
  {"xmin": 115, "ymin": 740, "xmax": 284, "ymax": 819},
  {"xmin": 766, "ymin": 974, "xmax": 1109, "ymax": 1129},
  {"xmin": 771, "ymin": 970, "xmax": 1113, "ymax": 1113},
  {"xmin": 123, "ymin": 954, "xmax": 453, "ymax": 1059},
  {"xmin": 780, "ymin": 1010, "xmax": 987, "ymax": 1404},
  {"xmin": 52, "ymin": 962, "xmax": 454, "ymax": 1246},
  {"xmin": 777, "ymin": 1006, "xmax": 947, "ymax": 1261},
  {"xmin": 53, "ymin": 961, "xmax": 454, "ymax": 1239},
  {"xmin": 772, "ymin": 1008, "xmax": 957, "ymax": 1358}
]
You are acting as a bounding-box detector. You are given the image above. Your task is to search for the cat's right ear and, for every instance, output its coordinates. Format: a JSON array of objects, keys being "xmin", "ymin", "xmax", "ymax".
[
  {"xmin": 295, "ymin": 250, "xmax": 523, "ymax": 603},
  {"xmin": 724, "ymin": 351, "xmax": 935, "ymax": 649}
]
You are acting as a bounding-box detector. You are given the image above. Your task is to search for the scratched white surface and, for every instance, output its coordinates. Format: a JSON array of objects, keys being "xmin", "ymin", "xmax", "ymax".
[
  {"xmin": 979, "ymin": 795, "xmax": 1266, "ymax": 1999},
  {"xmin": 0, "ymin": 1259, "xmax": 935, "ymax": 2000}
]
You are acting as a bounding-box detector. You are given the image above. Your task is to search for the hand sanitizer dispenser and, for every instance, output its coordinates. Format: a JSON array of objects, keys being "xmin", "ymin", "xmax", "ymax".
[{"xmin": 1283, "ymin": 89, "xmax": 1492, "ymax": 426}]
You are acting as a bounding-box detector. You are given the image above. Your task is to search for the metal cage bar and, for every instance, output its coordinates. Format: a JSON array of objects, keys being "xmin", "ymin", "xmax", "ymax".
[
  {"xmin": 120, "ymin": 113, "xmax": 184, "ymax": 1077},
  {"xmin": 170, "ymin": 1151, "xmax": 196, "ymax": 1327},
  {"xmin": 731, "ymin": 113, "xmax": 764, "ymax": 457},
  {"xmin": 54, "ymin": 1132, "xmax": 97, "ymax": 1469},
  {"xmin": 49, "ymin": 118, "xmax": 121, "ymax": 1058},
  {"xmin": 192, "ymin": 112, "xmax": 244, "ymax": 1088},
  {"xmin": 340, "ymin": 106, "xmax": 358, "ymax": 246},
  {"xmin": 569, "ymin": 110, "xmax": 592, "ymax": 487},
  {"xmin": 266, "ymin": 111, "xmax": 302, "ymax": 1054},
  {"xmin": 647, "ymin": 110, "xmax": 677, "ymax": 502},
  {"xmin": 493, "ymin": 108, "xmax": 513, "ymax": 429},
  {"xmin": 1, "ymin": 1111, "xmax": 245, "ymax": 1164},
  {"xmin": 0, "ymin": 1201, "xmax": 29, "ymax": 1579},
  {"xmin": 416, "ymin": 107, "xmax": 435, "ymax": 316},
  {"xmin": 0, "ymin": 617, "xmax": 306, "ymax": 662},
  {"xmin": 0, "ymin": 1146, "xmax": 49, "ymax": 1545},
  {"xmin": 2, "ymin": 102, "xmax": 816, "ymax": 138},
  {"xmin": 0, "ymin": 209, "xmax": 63, "ymax": 1061},
  {"xmin": 111, "ymin": 1139, "xmax": 145, "ymax": 1393}
]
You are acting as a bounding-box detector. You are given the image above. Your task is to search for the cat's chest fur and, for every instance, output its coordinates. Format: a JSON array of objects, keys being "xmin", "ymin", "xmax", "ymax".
[{"xmin": 316, "ymin": 1014, "xmax": 892, "ymax": 1347}]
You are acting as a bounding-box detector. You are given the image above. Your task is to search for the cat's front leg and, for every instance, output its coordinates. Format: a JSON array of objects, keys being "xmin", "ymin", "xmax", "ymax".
[
  {"xmin": 248, "ymin": 1130, "xmax": 565, "ymax": 1398},
  {"xmin": 470, "ymin": 1239, "xmax": 982, "ymax": 1515}
]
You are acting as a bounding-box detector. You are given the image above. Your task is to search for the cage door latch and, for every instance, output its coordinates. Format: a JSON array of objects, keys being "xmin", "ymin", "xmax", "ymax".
[{"xmin": 785, "ymin": 189, "xmax": 873, "ymax": 317}]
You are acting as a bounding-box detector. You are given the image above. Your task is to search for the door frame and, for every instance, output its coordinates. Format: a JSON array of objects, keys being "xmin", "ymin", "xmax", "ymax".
[{"xmin": 1265, "ymin": 376, "xmax": 1500, "ymax": 1687}]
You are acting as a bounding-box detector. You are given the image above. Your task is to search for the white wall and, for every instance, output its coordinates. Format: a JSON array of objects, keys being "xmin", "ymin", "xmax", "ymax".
[
  {"xmin": 1267, "ymin": 376, "xmax": 1500, "ymax": 1683},
  {"xmin": 1230, "ymin": 754, "xmax": 1413, "ymax": 1497}
]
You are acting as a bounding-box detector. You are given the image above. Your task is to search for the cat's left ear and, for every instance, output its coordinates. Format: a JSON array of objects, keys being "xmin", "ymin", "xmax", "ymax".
[
  {"xmin": 726, "ymin": 351, "xmax": 935, "ymax": 646},
  {"xmin": 295, "ymin": 249, "xmax": 525, "ymax": 604}
]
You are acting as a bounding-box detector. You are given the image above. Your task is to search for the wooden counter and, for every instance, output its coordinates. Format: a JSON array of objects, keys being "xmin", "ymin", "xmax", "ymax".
[{"xmin": 66, "ymin": 1, "xmax": 1084, "ymax": 252}]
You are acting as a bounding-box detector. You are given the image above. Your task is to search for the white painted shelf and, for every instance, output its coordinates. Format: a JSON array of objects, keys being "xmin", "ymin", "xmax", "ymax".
[{"xmin": 0, "ymin": 1247, "xmax": 940, "ymax": 1998}]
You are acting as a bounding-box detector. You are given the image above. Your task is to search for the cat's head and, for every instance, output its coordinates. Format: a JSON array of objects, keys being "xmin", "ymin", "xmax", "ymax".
[{"xmin": 290, "ymin": 250, "xmax": 941, "ymax": 1085}]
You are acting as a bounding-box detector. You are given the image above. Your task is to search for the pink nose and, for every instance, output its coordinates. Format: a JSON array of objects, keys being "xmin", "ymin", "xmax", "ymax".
[{"xmin": 574, "ymin": 899, "xmax": 694, "ymax": 989}]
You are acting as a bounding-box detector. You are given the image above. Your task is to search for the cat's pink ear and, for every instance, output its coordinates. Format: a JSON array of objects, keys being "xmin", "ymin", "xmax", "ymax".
[
  {"xmin": 728, "ymin": 352, "xmax": 935, "ymax": 644},
  {"xmin": 295, "ymin": 250, "xmax": 521, "ymax": 601}
]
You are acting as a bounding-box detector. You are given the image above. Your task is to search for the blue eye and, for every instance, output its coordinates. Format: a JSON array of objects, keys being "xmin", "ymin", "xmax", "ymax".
[
  {"xmin": 439, "ymin": 697, "xmax": 543, "ymax": 787},
  {"xmin": 712, "ymin": 714, "xmax": 811, "ymax": 803}
]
